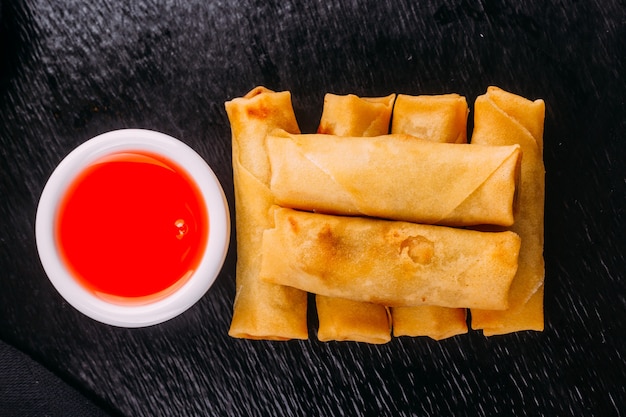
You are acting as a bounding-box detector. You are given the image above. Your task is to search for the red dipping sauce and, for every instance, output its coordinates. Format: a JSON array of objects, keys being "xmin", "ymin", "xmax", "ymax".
[{"xmin": 55, "ymin": 151, "xmax": 208, "ymax": 303}]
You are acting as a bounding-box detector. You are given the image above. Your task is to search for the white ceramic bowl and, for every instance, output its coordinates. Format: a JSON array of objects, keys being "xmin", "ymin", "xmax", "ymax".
[{"xmin": 35, "ymin": 129, "xmax": 230, "ymax": 327}]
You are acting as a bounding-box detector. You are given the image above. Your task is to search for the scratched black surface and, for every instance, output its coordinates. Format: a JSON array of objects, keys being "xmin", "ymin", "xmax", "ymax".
[{"xmin": 1, "ymin": 0, "xmax": 625, "ymax": 416}]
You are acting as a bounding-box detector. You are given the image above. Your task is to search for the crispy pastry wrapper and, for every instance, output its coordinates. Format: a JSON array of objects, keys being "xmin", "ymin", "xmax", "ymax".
[
  {"xmin": 225, "ymin": 87, "xmax": 308, "ymax": 340},
  {"xmin": 390, "ymin": 93, "xmax": 470, "ymax": 340},
  {"xmin": 392, "ymin": 306, "xmax": 468, "ymax": 340},
  {"xmin": 391, "ymin": 93, "xmax": 469, "ymax": 143},
  {"xmin": 261, "ymin": 207, "xmax": 521, "ymax": 310},
  {"xmin": 470, "ymin": 86, "xmax": 546, "ymax": 335},
  {"xmin": 266, "ymin": 130, "xmax": 521, "ymax": 226},
  {"xmin": 317, "ymin": 93, "xmax": 396, "ymax": 136},
  {"xmin": 475, "ymin": 285, "xmax": 545, "ymax": 336},
  {"xmin": 316, "ymin": 296, "xmax": 392, "ymax": 344},
  {"xmin": 315, "ymin": 93, "xmax": 395, "ymax": 344}
]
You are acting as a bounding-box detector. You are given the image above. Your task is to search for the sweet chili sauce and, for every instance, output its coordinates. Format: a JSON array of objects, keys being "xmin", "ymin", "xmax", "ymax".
[{"xmin": 55, "ymin": 151, "xmax": 208, "ymax": 303}]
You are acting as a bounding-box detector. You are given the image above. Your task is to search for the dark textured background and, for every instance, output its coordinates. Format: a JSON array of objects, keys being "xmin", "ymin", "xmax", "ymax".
[{"xmin": 1, "ymin": 0, "xmax": 625, "ymax": 416}]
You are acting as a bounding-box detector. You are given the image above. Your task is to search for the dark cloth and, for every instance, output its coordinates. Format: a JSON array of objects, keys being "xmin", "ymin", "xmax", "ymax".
[{"xmin": 0, "ymin": 340, "xmax": 113, "ymax": 417}]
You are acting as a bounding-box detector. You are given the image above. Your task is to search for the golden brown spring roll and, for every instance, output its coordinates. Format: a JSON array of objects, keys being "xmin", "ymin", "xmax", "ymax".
[
  {"xmin": 317, "ymin": 93, "xmax": 395, "ymax": 136},
  {"xmin": 315, "ymin": 93, "xmax": 395, "ymax": 343},
  {"xmin": 225, "ymin": 87, "xmax": 308, "ymax": 340},
  {"xmin": 390, "ymin": 93, "xmax": 470, "ymax": 339},
  {"xmin": 470, "ymin": 86, "xmax": 546, "ymax": 335},
  {"xmin": 473, "ymin": 285, "xmax": 544, "ymax": 336},
  {"xmin": 261, "ymin": 207, "xmax": 521, "ymax": 310},
  {"xmin": 267, "ymin": 130, "xmax": 521, "ymax": 226},
  {"xmin": 316, "ymin": 297, "xmax": 391, "ymax": 344},
  {"xmin": 391, "ymin": 93, "xmax": 469, "ymax": 143},
  {"xmin": 392, "ymin": 306, "xmax": 468, "ymax": 340}
]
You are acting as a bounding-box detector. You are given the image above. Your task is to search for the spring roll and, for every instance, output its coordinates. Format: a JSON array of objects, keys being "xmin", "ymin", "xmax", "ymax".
[
  {"xmin": 390, "ymin": 93, "xmax": 470, "ymax": 339},
  {"xmin": 314, "ymin": 93, "xmax": 395, "ymax": 344},
  {"xmin": 317, "ymin": 93, "xmax": 395, "ymax": 136},
  {"xmin": 391, "ymin": 93, "xmax": 469, "ymax": 143},
  {"xmin": 316, "ymin": 297, "xmax": 391, "ymax": 344},
  {"xmin": 470, "ymin": 86, "xmax": 546, "ymax": 335},
  {"xmin": 225, "ymin": 87, "xmax": 308, "ymax": 340},
  {"xmin": 267, "ymin": 130, "xmax": 521, "ymax": 226},
  {"xmin": 392, "ymin": 306, "xmax": 468, "ymax": 340},
  {"xmin": 261, "ymin": 207, "xmax": 521, "ymax": 310}
]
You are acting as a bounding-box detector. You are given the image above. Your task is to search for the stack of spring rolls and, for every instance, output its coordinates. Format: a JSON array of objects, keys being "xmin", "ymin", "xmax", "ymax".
[{"xmin": 225, "ymin": 86, "xmax": 545, "ymax": 342}]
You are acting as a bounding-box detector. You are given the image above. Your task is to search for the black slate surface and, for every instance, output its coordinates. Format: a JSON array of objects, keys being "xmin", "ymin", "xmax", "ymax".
[{"xmin": 1, "ymin": 1, "xmax": 625, "ymax": 416}]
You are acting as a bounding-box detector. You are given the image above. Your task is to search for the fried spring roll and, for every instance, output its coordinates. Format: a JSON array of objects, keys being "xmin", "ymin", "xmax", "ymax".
[
  {"xmin": 225, "ymin": 87, "xmax": 308, "ymax": 340},
  {"xmin": 392, "ymin": 306, "xmax": 468, "ymax": 340},
  {"xmin": 391, "ymin": 93, "xmax": 469, "ymax": 143},
  {"xmin": 470, "ymin": 86, "xmax": 546, "ymax": 335},
  {"xmin": 267, "ymin": 130, "xmax": 521, "ymax": 226},
  {"xmin": 318, "ymin": 93, "xmax": 396, "ymax": 136},
  {"xmin": 390, "ymin": 93, "xmax": 470, "ymax": 339},
  {"xmin": 314, "ymin": 93, "xmax": 395, "ymax": 344},
  {"xmin": 316, "ymin": 297, "xmax": 392, "ymax": 344},
  {"xmin": 261, "ymin": 207, "xmax": 521, "ymax": 310}
]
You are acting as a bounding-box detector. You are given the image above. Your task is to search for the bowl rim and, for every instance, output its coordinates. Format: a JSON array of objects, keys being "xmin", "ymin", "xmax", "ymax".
[{"xmin": 35, "ymin": 129, "xmax": 230, "ymax": 327}]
